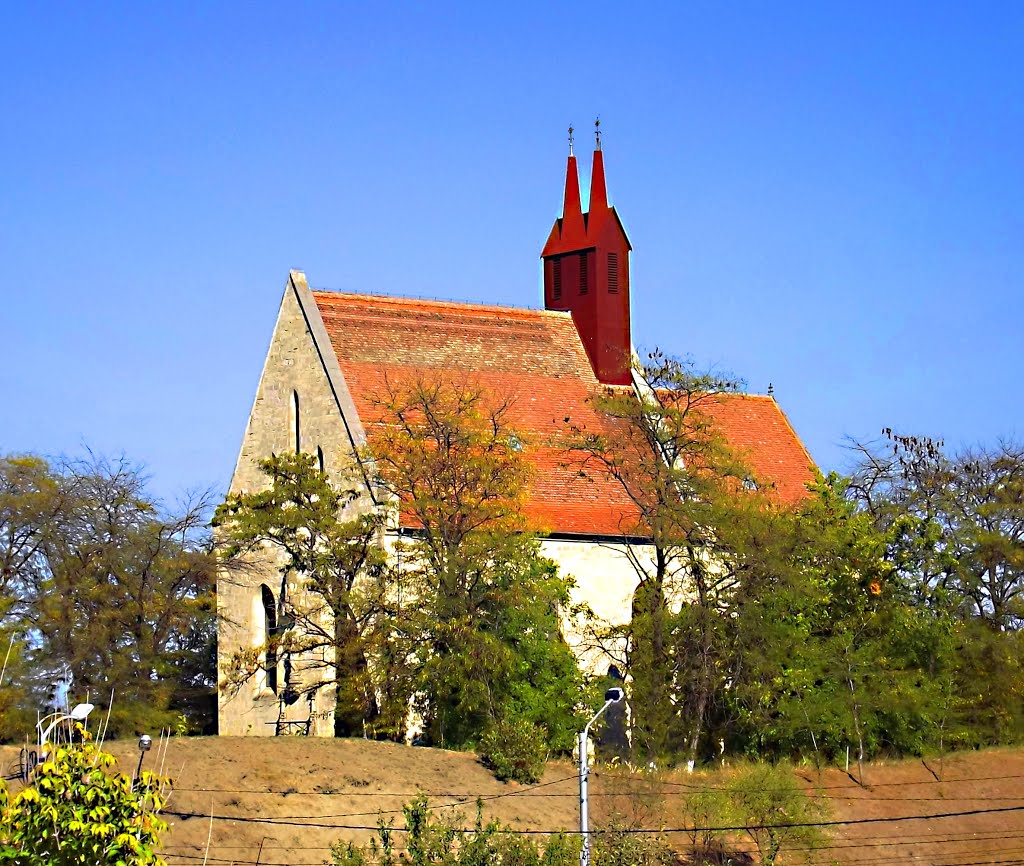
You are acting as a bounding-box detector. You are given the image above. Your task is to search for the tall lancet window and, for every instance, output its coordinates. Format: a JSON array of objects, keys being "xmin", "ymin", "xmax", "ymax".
[
  {"xmin": 260, "ymin": 584, "xmax": 278, "ymax": 694},
  {"xmin": 317, "ymin": 445, "xmax": 325, "ymax": 474},
  {"xmin": 291, "ymin": 390, "xmax": 301, "ymax": 453}
]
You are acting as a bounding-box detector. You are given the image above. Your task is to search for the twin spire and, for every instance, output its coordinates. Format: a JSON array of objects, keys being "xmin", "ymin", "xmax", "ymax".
[
  {"xmin": 541, "ymin": 119, "xmax": 632, "ymax": 385},
  {"xmin": 557, "ymin": 119, "xmax": 609, "ymax": 250}
]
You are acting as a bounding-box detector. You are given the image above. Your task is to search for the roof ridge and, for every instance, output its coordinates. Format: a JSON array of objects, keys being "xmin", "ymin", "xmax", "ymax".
[{"xmin": 311, "ymin": 288, "xmax": 573, "ymax": 319}]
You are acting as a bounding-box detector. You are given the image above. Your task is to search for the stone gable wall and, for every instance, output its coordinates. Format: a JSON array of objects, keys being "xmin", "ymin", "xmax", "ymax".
[{"xmin": 218, "ymin": 275, "xmax": 364, "ymax": 736}]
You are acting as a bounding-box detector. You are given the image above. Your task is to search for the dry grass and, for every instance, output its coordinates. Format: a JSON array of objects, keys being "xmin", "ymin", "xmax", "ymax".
[{"xmin": 4, "ymin": 737, "xmax": 1024, "ymax": 865}]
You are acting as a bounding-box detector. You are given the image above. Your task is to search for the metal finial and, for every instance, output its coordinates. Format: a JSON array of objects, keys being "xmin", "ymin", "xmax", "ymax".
[
  {"xmin": 767, "ymin": 382, "xmax": 774, "ymax": 397},
  {"xmin": 595, "ymin": 116, "xmax": 602, "ymax": 150},
  {"xmin": 568, "ymin": 124, "xmax": 574, "ymax": 155}
]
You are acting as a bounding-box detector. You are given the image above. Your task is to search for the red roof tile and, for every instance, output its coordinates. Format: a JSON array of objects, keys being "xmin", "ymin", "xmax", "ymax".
[{"xmin": 311, "ymin": 291, "xmax": 815, "ymax": 536}]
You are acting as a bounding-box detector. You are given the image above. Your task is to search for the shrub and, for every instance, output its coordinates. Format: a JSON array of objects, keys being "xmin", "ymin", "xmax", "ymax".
[
  {"xmin": 592, "ymin": 825, "xmax": 676, "ymax": 866},
  {"xmin": 724, "ymin": 763, "xmax": 829, "ymax": 866},
  {"xmin": 479, "ymin": 718, "xmax": 547, "ymax": 784},
  {"xmin": 330, "ymin": 796, "xmax": 578, "ymax": 866},
  {"xmin": 0, "ymin": 731, "xmax": 170, "ymax": 865}
]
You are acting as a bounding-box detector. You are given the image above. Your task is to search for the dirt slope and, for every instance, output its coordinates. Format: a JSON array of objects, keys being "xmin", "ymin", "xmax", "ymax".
[{"xmin": 6, "ymin": 737, "xmax": 1024, "ymax": 865}]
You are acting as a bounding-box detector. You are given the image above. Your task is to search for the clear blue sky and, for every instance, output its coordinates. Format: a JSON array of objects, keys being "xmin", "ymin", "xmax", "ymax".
[{"xmin": 2, "ymin": 3, "xmax": 1022, "ymax": 503}]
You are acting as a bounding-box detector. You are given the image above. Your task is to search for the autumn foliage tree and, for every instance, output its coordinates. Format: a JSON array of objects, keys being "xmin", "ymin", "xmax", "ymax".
[
  {"xmin": 214, "ymin": 378, "xmax": 582, "ymax": 750},
  {"xmin": 368, "ymin": 376, "xmax": 583, "ymax": 749}
]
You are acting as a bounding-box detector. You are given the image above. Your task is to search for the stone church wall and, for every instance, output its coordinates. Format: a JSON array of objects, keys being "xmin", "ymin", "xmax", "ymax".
[{"xmin": 218, "ymin": 274, "xmax": 366, "ymax": 736}]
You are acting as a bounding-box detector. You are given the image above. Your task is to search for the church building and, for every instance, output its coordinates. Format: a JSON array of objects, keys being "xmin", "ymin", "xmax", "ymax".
[{"xmin": 217, "ymin": 131, "xmax": 815, "ymax": 737}]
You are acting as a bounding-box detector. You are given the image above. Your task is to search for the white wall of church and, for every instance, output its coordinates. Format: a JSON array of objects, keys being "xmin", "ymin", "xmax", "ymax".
[{"xmin": 539, "ymin": 537, "xmax": 651, "ymax": 678}]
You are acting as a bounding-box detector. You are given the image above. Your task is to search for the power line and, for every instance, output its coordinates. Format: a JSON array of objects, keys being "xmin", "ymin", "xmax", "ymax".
[
  {"xmin": 157, "ymin": 832, "xmax": 1024, "ymax": 866},
  {"xmin": 157, "ymin": 835, "xmax": 1024, "ymax": 866},
  {"xmin": 162, "ymin": 800, "xmax": 1024, "ymax": 834},
  {"xmin": 169, "ymin": 768, "xmax": 1024, "ymax": 801},
  {"xmin": 156, "ymin": 824, "xmax": 1024, "ymax": 866},
  {"xmin": 592, "ymin": 769, "xmax": 1024, "ymax": 792}
]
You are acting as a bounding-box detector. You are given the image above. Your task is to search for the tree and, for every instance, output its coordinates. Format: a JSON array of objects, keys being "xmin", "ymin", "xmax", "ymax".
[
  {"xmin": 565, "ymin": 353, "xmax": 753, "ymax": 764},
  {"xmin": 0, "ymin": 454, "xmax": 217, "ymax": 737},
  {"xmin": 368, "ymin": 376, "xmax": 583, "ymax": 749},
  {"xmin": 849, "ymin": 432, "xmax": 1024, "ymax": 630},
  {"xmin": 214, "ymin": 452, "xmax": 394, "ymax": 737},
  {"xmin": 725, "ymin": 474, "xmax": 954, "ymax": 766},
  {"xmin": 0, "ymin": 731, "xmax": 170, "ymax": 865}
]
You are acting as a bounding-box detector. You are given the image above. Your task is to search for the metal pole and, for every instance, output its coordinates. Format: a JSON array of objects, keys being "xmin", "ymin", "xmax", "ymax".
[
  {"xmin": 579, "ymin": 730, "xmax": 590, "ymax": 866},
  {"xmin": 578, "ymin": 688, "xmax": 623, "ymax": 866}
]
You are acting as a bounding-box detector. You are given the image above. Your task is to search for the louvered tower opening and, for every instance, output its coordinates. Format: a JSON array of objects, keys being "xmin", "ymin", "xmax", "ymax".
[
  {"xmin": 608, "ymin": 252, "xmax": 619, "ymax": 293},
  {"xmin": 553, "ymin": 258, "xmax": 562, "ymax": 301}
]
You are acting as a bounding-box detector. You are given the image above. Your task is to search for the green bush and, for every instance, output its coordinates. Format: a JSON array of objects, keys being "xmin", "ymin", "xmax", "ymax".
[
  {"xmin": 0, "ymin": 731, "xmax": 170, "ymax": 865},
  {"xmin": 724, "ymin": 763, "xmax": 829, "ymax": 866},
  {"xmin": 330, "ymin": 796, "xmax": 579, "ymax": 866},
  {"xmin": 592, "ymin": 826, "xmax": 677, "ymax": 866},
  {"xmin": 479, "ymin": 718, "xmax": 547, "ymax": 784}
]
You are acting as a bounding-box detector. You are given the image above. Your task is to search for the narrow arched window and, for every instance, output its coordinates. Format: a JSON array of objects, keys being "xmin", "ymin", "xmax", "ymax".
[
  {"xmin": 261, "ymin": 584, "xmax": 278, "ymax": 694},
  {"xmin": 291, "ymin": 390, "xmax": 301, "ymax": 453},
  {"xmin": 317, "ymin": 445, "xmax": 325, "ymax": 474}
]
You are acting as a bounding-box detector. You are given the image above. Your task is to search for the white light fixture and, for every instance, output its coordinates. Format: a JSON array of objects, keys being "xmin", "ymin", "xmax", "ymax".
[{"xmin": 69, "ymin": 703, "xmax": 94, "ymax": 722}]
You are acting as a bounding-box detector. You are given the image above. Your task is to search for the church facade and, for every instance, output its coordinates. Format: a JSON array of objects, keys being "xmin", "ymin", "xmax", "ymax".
[{"xmin": 217, "ymin": 140, "xmax": 815, "ymax": 737}]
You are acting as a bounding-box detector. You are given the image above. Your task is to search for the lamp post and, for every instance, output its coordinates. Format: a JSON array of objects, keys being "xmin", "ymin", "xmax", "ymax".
[
  {"xmin": 579, "ymin": 687, "xmax": 624, "ymax": 866},
  {"xmin": 133, "ymin": 734, "xmax": 152, "ymax": 790}
]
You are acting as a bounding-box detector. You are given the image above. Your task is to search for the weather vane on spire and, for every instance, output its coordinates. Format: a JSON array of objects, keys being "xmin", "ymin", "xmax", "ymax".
[
  {"xmin": 595, "ymin": 116, "xmax": 602, "ymax": 150},
  {"xmin": 568, "ymin": 124, "xmax": 575, "ymax": 155}
]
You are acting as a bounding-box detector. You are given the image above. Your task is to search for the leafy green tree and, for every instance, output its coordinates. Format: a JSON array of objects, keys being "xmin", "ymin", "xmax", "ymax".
[
  {"xmin": 725, "ymin": 475, "xmax": 953, "ymax": 765},
  {"xmin": 214, "ymin": 452, "xmax": 394, "ymax": 737},
  {"xmin": 849, "ymin": 432, "xmax": 1024, "ymax": 629},
  {"xmin": 566, "ymin": 352, "xmax": 753, "ymax": 764},
  {"xmin": 847, "ymin": 432, "xmax": 1024, "ymax": 748},
  {"xmin": 945, "ymin": 618, "xmax": 1024, "ymax": 747},
  {"xmin": 0, "ymin": 732, "xmax": 170, "ymax": 865},
  {"xmin": 0, "ymin": 454, "xmax": 216, "ymax": 737},
  {"xmin": 369, "ymin": 376, "xmax": 584, "ymax": 749}
]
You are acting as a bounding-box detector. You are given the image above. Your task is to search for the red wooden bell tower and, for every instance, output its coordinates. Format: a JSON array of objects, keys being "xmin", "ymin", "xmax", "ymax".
[{"xmin": 541, "ymin": 122, "xmax": 633, "ymax": 386}]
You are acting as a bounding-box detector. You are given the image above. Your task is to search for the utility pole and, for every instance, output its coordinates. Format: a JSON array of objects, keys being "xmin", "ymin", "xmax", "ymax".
[{"xmin": 579, "ymin": 687, "xmax": 624, "ymax": 866}]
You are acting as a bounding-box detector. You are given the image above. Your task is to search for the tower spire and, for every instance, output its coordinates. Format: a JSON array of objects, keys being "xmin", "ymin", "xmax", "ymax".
[{"xmin": 560, "ymin": 125, "xmax": 585, "ymax": 243}]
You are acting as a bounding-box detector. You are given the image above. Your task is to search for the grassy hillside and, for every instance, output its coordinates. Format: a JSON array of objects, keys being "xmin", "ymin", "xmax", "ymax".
[{"xmin": 6, "ymin": 737, "xmax": 1024, "ymax": 865}]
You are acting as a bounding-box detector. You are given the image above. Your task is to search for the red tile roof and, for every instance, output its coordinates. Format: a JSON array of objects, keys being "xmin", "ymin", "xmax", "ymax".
[
  {"xmin": 311, "ymin": 290, "xmax": 815, "ymax": 536},
  {"xmin": 700, "ymin": 395, "xmax": 817, "ymax": 505}
]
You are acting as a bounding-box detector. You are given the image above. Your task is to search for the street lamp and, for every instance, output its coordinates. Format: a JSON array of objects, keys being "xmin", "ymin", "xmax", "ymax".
[
  {"xmin": 37, "ymin": 702, "xmax": 94, "ymax": 751},
  {"xmin": 579, "ymin": 687, "xmax": 624, "ymax": 866},
  {"xmin": 133, "ymin": 734, "xmax": 152, "ymax": 790}
]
